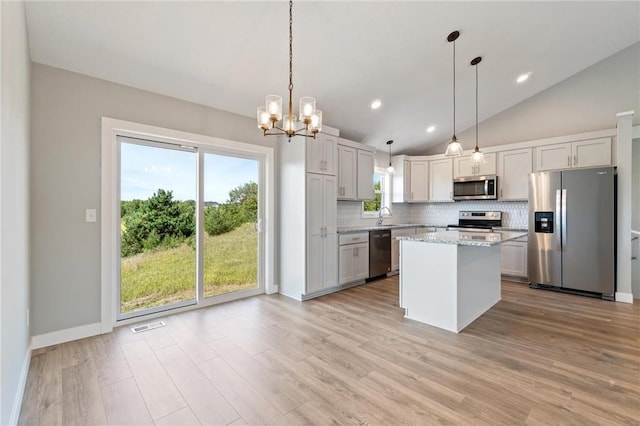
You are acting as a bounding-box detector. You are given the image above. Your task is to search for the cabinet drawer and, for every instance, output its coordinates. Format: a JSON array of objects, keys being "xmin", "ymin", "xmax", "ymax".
[{"xmin": 339, "ymin": 232, "xmax": 369, "ymax": 245}]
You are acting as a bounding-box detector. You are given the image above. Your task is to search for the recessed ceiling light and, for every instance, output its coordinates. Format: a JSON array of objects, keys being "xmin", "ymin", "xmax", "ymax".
[
  {"xmin": 370, "ymin": 99, "xmax": 382, "ymax": 110},
  {"xmin": 516, "ymin": 73, "xmax": 531, "ymax": 83},
  {"xmin": 426, "ymin": 126, "xmax": 436, "ymax": 133}
]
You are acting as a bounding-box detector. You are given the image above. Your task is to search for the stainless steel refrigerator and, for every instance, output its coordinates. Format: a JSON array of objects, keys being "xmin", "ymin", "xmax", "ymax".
[{"xmin": 528, "ymin": 166, "xmax": 616, "ymax": 299}]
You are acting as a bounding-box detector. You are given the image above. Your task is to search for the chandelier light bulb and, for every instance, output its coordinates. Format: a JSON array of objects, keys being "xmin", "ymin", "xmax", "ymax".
[{"xmin": 257, "ymin": 106, "xmax": 270, "ymax": 130}]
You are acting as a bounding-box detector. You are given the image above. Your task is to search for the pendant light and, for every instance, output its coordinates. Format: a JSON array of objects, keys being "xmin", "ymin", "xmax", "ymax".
[
  {"xmin": 470, "ymin": 56, "xmax": 486, "ymax": 164},
  {"xmin": 257, "ymin": 0, "xmax": 322, "ymax": 139},
  {"xmin": 444, "ymin": 31, "xmax": 463, "ymax": 157},
  {"xmin": 386, "ymin": 140, "xmax": 395, "ymax": 174}
]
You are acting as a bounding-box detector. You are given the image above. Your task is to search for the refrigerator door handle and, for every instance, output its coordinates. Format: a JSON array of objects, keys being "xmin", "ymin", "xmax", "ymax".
[
  {"xmin": 561, "ymin": 189, "xmax": 567, "ymax": 251},
  {"xmin": 555, "ymin": 189, "xmax": 562, "ymax": 251}
]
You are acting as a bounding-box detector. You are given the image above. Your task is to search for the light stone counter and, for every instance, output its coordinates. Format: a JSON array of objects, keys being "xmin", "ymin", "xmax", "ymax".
[{"xmin": 398, "ymin": 230, "xmax": 527, "ymax": 247}]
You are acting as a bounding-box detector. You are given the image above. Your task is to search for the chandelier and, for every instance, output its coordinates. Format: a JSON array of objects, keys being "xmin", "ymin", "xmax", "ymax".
[
  {"xmin": 257, "ymin": 0, "xmax": 322, "ymax": 139},
  {"xmin": 444, "ymin": 30, "xmax": 463, "ymax": 157}
]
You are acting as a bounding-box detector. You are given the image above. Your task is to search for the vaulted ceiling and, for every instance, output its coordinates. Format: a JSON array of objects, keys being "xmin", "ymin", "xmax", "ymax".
[{"xmin": 24, "ymin": 1, "xmax": 639, "ymax": 154}]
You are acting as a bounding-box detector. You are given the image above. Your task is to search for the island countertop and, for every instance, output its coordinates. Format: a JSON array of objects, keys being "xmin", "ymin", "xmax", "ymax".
[{"xmin": 397, "ymin": 230, "xmax": 528, "ymax": 247}]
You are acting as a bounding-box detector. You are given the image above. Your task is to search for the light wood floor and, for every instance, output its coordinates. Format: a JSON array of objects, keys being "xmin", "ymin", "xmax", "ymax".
[{"xmin": 19, "ymin": 277, "xmax": 640, "ymax": 425}]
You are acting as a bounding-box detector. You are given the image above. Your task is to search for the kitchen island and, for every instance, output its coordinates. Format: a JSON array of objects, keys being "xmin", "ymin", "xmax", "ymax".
[{"xmin": 398, "ymin": 230, "xmax": 527, "ymax": 333}]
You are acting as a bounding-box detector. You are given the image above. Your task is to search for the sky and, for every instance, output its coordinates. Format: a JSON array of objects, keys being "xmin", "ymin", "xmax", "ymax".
[{"xmin": 121, "ymin": 142, "xmax": 258, "ymax": 203}]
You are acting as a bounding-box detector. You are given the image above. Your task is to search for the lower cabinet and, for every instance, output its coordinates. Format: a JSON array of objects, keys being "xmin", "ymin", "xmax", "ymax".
[
  {"xmin": 500, "ymin": 239, "xmax": 528, "ymax": 279},
  {"xmin": 391, "ymin": 227, "xmax": 417, "ymax": 272},
  {"xmin": 338, "ymin": 232, "xmax": 369, "ymax": 285}
]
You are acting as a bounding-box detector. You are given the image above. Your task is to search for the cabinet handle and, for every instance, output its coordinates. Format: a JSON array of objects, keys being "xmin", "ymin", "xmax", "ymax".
[
  {"xmin": 573, "ymin": 155, "xmax": 577, "ymax": 166},
  {"xmin": 354, "ymin": 247, "xmax": 358, "ymax": 257},
  {"xmin": 567, "ymin": 156, "xmax": 571, "ymax": 167},
  {"xmin": 501, "ymin": 188, "xmax": 503, "ymax": 198},
  {"xmin": 411, "ymin": 192, "xmax": 414, "ymax": 200}
]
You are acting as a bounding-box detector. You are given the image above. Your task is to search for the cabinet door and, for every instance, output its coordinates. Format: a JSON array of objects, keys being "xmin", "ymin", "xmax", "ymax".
[
  {"xmin": 339, "ymin": 245, "xmax": 355, "ymax": 285},
  {"xmin": 453, "ymin": 156, "xmax": 475, "ymax": 178},
  {"xmin": 429, "ymin": 158, "xmax": 453, "ymax": 202},
  {"xmin": 535, "ymin": 143, "xmax": 572, "ymax": 171},
  {"xmin": 306, "ymin": 138, "xmax": 324, "ymax": 174},
  {"xmin": 572, "ymin": 138, "xmax": 611, "ymax": 168},
  {"xmin": 323, "ymin": 233, "xmax": 338, "ymax": 289},
  {"xmin": 477, "ymin": 153, "xmax": 497, "ymax": 176},
  {"xmin": 391, "ymin": 238, "xmax": 400, "ymax": 272},
  {"xmin": 409, "ymin": 161, "xmax": 428, "ymax": 202},
  {"xmin": 500, "ymin": 241, "xmax": 528, "ymax": 277},
  {"xmin": 498, "ymin": 149, "xmax": 532, "ymax": 200},
  {"xmin": 322, "ymin": 134, "xmax": 338, "ymax": 175},
  {"xmin": 307, "ymin": 234, "xmax": 324, "ymax": 293},
  {"xmin": 338, "ymin": 145, "xmax": 357, "ymax": 200},
  {"xmin": 307, "ymin": 174, "xmax": 324, "ymax": 236},
  {"xmin": 323, "ymin": 175, "xmax": 337, "ymax": 235},
  {"xmin": 357, "ymin": 150, "xmax": 375, "ymax": 200},
  {"xmin": 353, "ymin": 243, "xmax": 369, "ymax": 280}
]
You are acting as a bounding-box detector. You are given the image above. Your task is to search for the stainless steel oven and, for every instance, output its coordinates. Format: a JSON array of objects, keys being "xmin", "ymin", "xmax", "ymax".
[{"xmin": 453, "ymin": 175, "xmax": 498, "ymax": 200}]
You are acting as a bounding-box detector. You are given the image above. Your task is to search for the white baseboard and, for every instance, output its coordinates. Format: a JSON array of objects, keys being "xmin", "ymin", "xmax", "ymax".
[
  {"xmin": 9, "ymin": 344, "xmax": 32, "ymax": 426},
  {"xmin": 31, "ymin": 322, "xmax": 102, "ymax": 350},
  {"xmin": 615, "ymin": 292, "xmax": 634, "ymax": 303}
]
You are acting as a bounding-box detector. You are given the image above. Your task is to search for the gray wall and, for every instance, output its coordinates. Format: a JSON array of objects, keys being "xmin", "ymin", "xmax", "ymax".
[
  {"xmin": 30, "ymin": 63, "xmax": 277, "ymax": 336},
  {"xmin": 1, "ymin": 1, "xmax": 31, "ymax": 423},
  {"xmin": 428, "ymin": 43, "xmax": 640, "ymax": 154}
]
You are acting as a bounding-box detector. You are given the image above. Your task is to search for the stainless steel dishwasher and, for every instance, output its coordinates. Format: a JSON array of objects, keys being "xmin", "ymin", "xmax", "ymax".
[{"xmin": 369, "ymin": 229, "xmax": 391, "ymax": 278}]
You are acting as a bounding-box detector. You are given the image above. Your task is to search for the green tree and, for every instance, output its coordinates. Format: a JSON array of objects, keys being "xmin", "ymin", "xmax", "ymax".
[{"xmin": 204, "ymin": 181, "xmax": 258, "ymax": 236}]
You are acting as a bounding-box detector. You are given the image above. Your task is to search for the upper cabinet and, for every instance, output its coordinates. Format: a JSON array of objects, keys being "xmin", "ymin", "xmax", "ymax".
[
  {"xmin": 337, "ymin": 138, "xmax": 375, "ymax": 201},
  {"xmin": 391, "ymin": 155, "xmax": 411, "ymax": 203},
  {"xmin": 453, "ymin": 153, "xmax": 497, "ymax": 178},
  {"xmin": 428, "ymin": 158, "xmax": 453, "ymax": 202},
  {"xmin": 337, "ymin": 145, "xmax": 356, "ymax": 199},
  {"xmin": 357, "ymin": 150, "xmax": 375, "ymax": 200},
  {"xmin": 307, "ymin": 133, "xmax": 337, "ymax": 175},
  {"xmin": 409, "ymin": 160, "xmax": 429, "ymax": 202},
  {"xmin": 497, "ymin": 148, "xmax": 532, "ymax": 200},
  {"xmin": 534, "ymin": 137, "xmax": 611, "ymax": 172}
]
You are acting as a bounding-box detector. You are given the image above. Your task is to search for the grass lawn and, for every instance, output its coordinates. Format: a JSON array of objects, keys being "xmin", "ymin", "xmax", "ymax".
[{"xmin": 121, "ymin": 222, "xmax": 257, "ymax": 313}]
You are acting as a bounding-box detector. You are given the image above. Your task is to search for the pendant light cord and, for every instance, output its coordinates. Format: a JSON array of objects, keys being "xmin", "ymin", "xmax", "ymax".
[
  {"xmin": 475, "ymin": 58, "xmax": 478, "ymax": 150},
  {"xmin": 288, "ymin": 0, "xmax": 293, "ymax": 124},
  {"xmin": 452, "ymin": 38, "xmax": 456, "ymax": 137}
]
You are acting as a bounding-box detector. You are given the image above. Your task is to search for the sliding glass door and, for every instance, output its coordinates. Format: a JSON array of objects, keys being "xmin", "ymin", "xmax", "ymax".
[{"xmin": 118, "ymin": 137, "xmax": 263, "ymax": 320}]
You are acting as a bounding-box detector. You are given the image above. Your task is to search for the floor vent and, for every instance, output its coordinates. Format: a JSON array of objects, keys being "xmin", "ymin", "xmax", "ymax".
[{"xmin": 131, "ymin": 321, "xmax": 166, "ymax": 334}]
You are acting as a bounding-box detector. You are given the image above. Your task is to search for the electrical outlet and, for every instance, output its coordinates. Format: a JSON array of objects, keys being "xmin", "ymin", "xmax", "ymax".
[{"xmin": 86, "ymin": 209, "xmax": 97, "ymax": 223}]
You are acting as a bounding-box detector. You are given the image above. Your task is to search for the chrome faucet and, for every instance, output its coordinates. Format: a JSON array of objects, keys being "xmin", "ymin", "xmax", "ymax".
[{"xmin": 377, "ymin": 206, "xmax": 391, "ymax": 225}]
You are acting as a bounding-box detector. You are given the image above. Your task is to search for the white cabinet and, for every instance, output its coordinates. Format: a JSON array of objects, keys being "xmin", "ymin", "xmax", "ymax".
[
  {"xmin": 453, "ymin": 153, "xmax": 497, "ymax": 178},
  {"xmin": 357, "ymin": 150, "xmax": 375, "ymax": 200},
  {"xmin": 497, "ymin": 148, "xmax": 532, "ymax": 200},
  {"xmin": 409, "ymin": 160, "xmax": 429, "ymax": 202},
  {"xmin": 307, "ymin": 133, "xmax": 337, "ymax": 175},
  {"xmin": 391, "ymin": 155, "xmax": 411, "ymax": 203},
  {"xmin": 337, "ymin": 141, "xmax": 374, "ymax": 201},
  {"xmin": 429, "ymin": 158, "xmax": 453, "ymax": 202},
  {"xmin": 337, "ymin": 145, "xmax": 356, "ymax": 199},
  {"xmin": 306, "ymin": 174, "xmax": 338, "ymax": 293},
  {"xmin": 338, "ymin": 232, "xmax": 369, "ymax": 285},
  {"xmin": 501, "ymin": 239, "xmax": 528, "ymax": 279},
  {"xmin": 391, "ymin": 227, "xmax": 416, "ymax": 272},
  {"xmin": 534, "ymin": 138, "xmax": 611, "ymax": 171}
]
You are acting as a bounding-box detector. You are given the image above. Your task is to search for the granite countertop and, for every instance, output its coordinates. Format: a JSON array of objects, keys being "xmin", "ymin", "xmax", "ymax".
[
  {"xmin": 397, "ymin": 230, "xmax": 528, "ymax": 247},
  {"xmin": 337, "ymin": 224, "xmax": 442, "ymax": 234}
]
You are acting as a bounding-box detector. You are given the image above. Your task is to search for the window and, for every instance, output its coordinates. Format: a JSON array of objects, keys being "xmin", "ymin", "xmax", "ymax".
[{"xmin": 362, "ymin": 168, "xmax": 391, "ymax": 217}]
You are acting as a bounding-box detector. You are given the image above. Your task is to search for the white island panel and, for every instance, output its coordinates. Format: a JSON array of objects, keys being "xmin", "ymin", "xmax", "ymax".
[{"xmin": 398, "ymin": 230, "xmax": 523, "ymax": 333}]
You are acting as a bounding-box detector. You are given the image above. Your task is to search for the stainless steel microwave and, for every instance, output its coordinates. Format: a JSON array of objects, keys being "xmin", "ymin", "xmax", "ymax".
[{"xmin": 452, "ymin": 175, "xmax": 498, "ymax": 200}]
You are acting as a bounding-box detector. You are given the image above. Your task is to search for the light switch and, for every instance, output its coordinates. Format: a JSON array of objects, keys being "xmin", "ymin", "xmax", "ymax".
[{"xmin": 86, "ymin": 209, "xmax": 97, "ymax": 223}]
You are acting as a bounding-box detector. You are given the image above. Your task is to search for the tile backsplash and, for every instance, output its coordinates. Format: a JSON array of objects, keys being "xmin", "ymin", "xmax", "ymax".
[{"xmin": 337, "ymin": 200, "xmax": 528, "ymax": 229}]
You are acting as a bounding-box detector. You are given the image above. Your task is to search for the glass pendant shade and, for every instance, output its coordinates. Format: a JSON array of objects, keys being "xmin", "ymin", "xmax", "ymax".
[
  {"xmin": 257, "ymin": 106, "xmax": 270, "ymax": 130},
  {"xmin": 470, "ymin": 147, "xmax": 486, "ymax": 164},
  {"xmin": 310, "ymin": 110, "xmax": 322, "ymax": 132},
  {"xmin": 445, "ymin": 137, "xmax": 463, "ymax": 157},
  {"xmin": 387, "ymin": 164, "xmax": 395, "ymax": 174},
  {"xmin": 265, "ymin": 95, "xmax": 283, "ymax": 121},
  {"xmin": 299, "ymin": 97, "xmax": 316, "ymax": 121}
]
